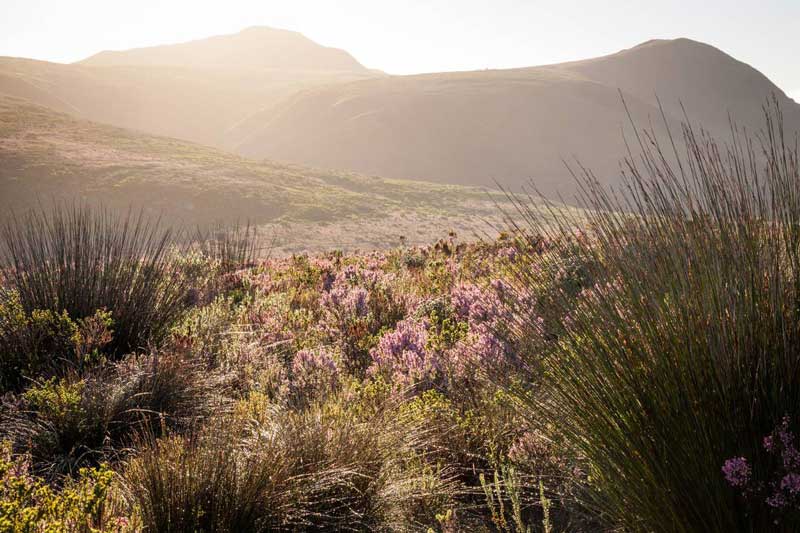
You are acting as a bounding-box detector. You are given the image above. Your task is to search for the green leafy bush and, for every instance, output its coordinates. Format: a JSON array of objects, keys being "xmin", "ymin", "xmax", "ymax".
[
  {"xmin": 0, "ymin": 442, "xmax": 133, "ymax": 532},
  {"xmin": 0, "ymin": 289, "xmax": 117, "ymax": 392}
]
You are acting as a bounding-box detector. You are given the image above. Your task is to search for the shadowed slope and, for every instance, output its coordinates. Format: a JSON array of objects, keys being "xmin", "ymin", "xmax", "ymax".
[{"xmin": 234, "ymin": 38, "xmax": 800, "ymax": 198}]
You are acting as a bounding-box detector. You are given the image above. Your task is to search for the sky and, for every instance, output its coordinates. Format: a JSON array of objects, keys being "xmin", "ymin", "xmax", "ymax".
[{"xmin": 1, "ymin": 0, "xmax": 798, "ymax": 100}]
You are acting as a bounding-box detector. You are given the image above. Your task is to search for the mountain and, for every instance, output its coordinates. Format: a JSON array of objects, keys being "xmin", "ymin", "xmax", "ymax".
[
  {"xmin": 551, "ymin": 38, "xmax": 797, "ymax": 130},
  {"xmin": 78, "ymin": 26, "xmax": 366, "ymax": 72},
  {"xmin": 0, "ymin": 28, "xmax": 380, "ymax": 148},
  {"xmin": 3, "ymin": 31, "xmax": 797, "ymax": 202},
  {"xmin": 0, "ymin": 95, "xmax": 537, "ymax": 254},
  {"xmin": 233, "ymin": 38, "xmax": 800, "ymax": 198}
]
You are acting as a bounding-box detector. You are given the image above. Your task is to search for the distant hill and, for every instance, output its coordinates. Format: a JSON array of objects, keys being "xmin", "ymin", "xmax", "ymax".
[
  {"xmin": 78, "ymin": 26, "xmax": 367, "ymax": 72},
  {"xmin": 233, "ymin": 38, "xmax": 800, "ymax": 198},
  {"xmin": 551, "ymin": 38, "xmax": 797, "ymax": 130},
  {"xmin": 3, "ymin": 31, "xmax": 797, "ymax": 202},
  {"xmin": 0, "ymin": 28, "xmax": 380, "ymax": 148},
  {"xmin": 0, "ymin": 96, "xmax": 539, "ymax": 254}
]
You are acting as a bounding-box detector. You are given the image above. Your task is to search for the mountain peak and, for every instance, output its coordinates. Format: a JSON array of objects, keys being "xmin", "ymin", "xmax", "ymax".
[
  {"xmin": 77, "ymin": 27, "xmax": 366, "ymax": 72},
  {"xmin": 238, "ymin": 25, "xmax": 299, "ymax": 36},
  {"xmin": 561, "ymin": 36, "xmax": 794, "ymax": 126},
  {"xmin": 631, "ymin": 37, "xmax": 707, "ymax": 49}
]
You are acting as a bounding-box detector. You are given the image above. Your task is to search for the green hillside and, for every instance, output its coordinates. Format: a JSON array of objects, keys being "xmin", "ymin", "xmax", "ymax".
[{"xmin": 0, "ymin": 96, "xmax": 539, "ymax": 254}]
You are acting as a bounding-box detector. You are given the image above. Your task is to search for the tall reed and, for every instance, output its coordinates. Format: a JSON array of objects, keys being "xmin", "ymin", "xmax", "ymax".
[
  {"xmin": 503, "ymin": 99, "xmax": 800, "ymax": 531},
  {"xmin": 193, "ymin": 221, "xmax": 262, "ymax": 271},
  {"xmin": 0, "ymin": 204, "xmax": 191, "ymax": 356}
]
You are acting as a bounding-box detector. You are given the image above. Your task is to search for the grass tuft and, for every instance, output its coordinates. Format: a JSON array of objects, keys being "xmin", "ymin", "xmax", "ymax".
[{"xmin": 503, "ymin": 97, "xmax": 800, "ymax": 530}]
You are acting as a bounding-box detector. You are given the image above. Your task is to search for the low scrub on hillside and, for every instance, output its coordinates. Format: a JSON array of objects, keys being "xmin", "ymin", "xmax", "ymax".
[
  {"xmin": 1, "ymin": 101, "xmax": 798, "ymax": 531},
  {"xmin": 1, "ymin": 216, "xmax": 574, "ymax": 531}
]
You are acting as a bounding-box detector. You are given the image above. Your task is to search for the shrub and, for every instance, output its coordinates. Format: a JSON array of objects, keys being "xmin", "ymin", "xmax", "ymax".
[
  {"xmin": 0, "ymin": 441, "xmax": 133, "ymax": 532},
  {"xmin": 0, "ymin": 204, "xmax": 192, "ymax": 359},
  {"xmin": 505, "ymin": 100, "xmax": 800, "ymax": 530},
  {"xmin": 125, "ymin": 391, "xmax": 457, "ymax": 532},
  {"xmin": 723, "ymin": 416, "xmax": 800, "ymax": 524},
  {"xmin": 288, "ymin": 347, "xmax": 340, "ymax": 406},
  {"xmin": 0, "ymin": 292, "xmax": 115, "ymax": 391},
  {"xmin": 3, "ymin": 350, "xmax": 227, "ymax": 477},
  {"xmin": 0, "ymin": 289, "xmax": 79, "ymax": 390},
  {"xmin": 318, "ymin": 263, "xmax": 407, "ymax": 375}
]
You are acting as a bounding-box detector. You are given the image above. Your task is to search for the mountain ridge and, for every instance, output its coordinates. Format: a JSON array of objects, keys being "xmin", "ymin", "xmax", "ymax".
[
  {"xmin": 77, "ymin": 26, "xmax": 367, "ymax": 72},
  {"xmin": 2, "ymin": 31, "xmax": 798, "ymax": 200},
  {"xmin": 0, "ymin": 28, "xmax": 380, "ymax": 148},
  {"xmin": 232, "ymin": 37, "xmax": 800, "ymax": 197}
]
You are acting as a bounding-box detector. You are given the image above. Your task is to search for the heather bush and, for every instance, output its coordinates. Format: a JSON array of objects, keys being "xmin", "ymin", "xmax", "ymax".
[
  {"xmin": 288, "ymin": 347, "xmax": 341, "ymax": 406},
  {"xmin": 319, "ymin": 263, "xmax": 406, "ymax": 375},
  {"xmin": 504, "ymin": 100, "xmax": 800, "ymax": 530},
  {"xmin": 0, "ymin": 201, "xmax": 577, "ymax": 530},
  {"xmin": 723, "ymin": 416, "xmax": 800, "ymax": 524},
  {"xmin": 369, "ymin": 317, "xmax": 438, "ymax": 388}
]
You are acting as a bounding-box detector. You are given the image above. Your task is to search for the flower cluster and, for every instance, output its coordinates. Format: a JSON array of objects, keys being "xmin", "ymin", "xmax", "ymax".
[
  {"xmin": 723, "ymin": 416, "xmax": 800, "ymax": 513},
  {"xmin": 722, "ymin": 457, "xmax": 751, "ymax": 488},
  {"xmin": 369, "ymin": 318, "xmax": 439, "ymax": 387}
]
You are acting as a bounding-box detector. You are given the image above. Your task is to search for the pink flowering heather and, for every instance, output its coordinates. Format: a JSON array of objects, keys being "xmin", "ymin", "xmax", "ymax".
[
  {"xmin": 247, "ymin": 299, "xmax": 294, "ymax": 345},
  {"xmin": 498, "ymin": 246, "xmax": 518, "ymax": 262},
  {"xmin": 290, "ymin": 347, "xmax": 340, "ymax": 402},
  {"xmin": 451, "ymin": 283, "xmax": 506, "ymax": 325},
  {"xmin": 781, "ymin": 473, "xmax": 800, "ymax": 495},
  {"xmin": 369, "ymin": 318, "xmax": 441, "ymax": 387},
  {"xmin": 446, "ymin": 323, "xmax": 508, "ymax": 381},
  {"xmin": 322, "ymin": 282, "xmax": 369, "ymax": 318}
]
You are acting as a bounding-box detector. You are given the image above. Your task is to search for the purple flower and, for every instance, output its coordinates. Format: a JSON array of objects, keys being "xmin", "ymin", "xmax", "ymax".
[
  {"xmin": 321, "ymin": 270, "xmax": 335, "ymax": 291},
  {"xmin": 781, "ymin": 473, "xmax": 800, "ymax": 495},
  {"xmin": 453, "ymin": 324, "xmax": 504, "ymax": 366},
  {"xmin": 725, "ymin": 417, "xmax": 800, "ymax": 514},
  {"xmin": 371, "ymin": 319, "xmax": 427, "ymax": 362},
  {"xmin": 451, "ymin": 283, "xmax": 506, "ymax": 325},
  {"xmin": 322, "ymin": 282, "xmax": 369, "ymax": 318},
  {"xmin": 498, "ymin": 246, "xmax": 517, "ymax": 262},
  {"xmin": 369, "ymin": 318, "xmax": 439, "ymax": 386},
  {"xmin": 722, "ymin": 457, "xmax": 751, "ymax": 488},
  {"xmin": 767, "ymin": 493, "xmax": 788, "ymax": 509}
]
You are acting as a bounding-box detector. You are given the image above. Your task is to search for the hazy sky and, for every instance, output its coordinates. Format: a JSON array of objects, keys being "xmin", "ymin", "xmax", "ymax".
[{"xmin": 1, "ymin": 0, "xmax": 798, "ymax": 100}]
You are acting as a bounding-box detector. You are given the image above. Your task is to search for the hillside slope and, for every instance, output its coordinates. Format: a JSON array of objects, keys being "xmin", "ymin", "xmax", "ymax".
[
  {"xmin": 234, "ymin": 38, "xmax": 800, "ymax": 197},
  {"xmin": 0, "ymin": 96, "xmax": 535, "ymax": 254}
]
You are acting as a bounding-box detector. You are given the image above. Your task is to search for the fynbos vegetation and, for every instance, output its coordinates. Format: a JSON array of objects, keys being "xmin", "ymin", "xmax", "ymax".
[{"xmin": 0, "ymin": 102, "xmax": 798, "ymax": 531}]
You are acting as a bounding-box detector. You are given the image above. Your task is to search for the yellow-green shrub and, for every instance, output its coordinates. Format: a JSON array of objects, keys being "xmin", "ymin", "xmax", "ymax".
[{"xmin": 0, "ymin": 442, "xmax": 133, "ymax": 532}]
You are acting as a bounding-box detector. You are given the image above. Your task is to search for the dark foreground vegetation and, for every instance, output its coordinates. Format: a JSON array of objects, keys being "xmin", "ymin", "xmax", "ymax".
[{"xmin": 1, "ymin": 101, "xmax": 799, "ymax": 531}]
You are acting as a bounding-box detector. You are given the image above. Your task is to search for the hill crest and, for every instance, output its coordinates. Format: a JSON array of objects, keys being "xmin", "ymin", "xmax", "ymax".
[{"xmin": 77, "ymin": 26, "xmax": 367, "ymax": 72}]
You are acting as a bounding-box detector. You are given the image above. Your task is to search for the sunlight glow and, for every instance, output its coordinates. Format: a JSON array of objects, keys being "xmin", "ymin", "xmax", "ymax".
[{"xmin": 0, "ymin": 0, "xmax": 798, "ymax": 98}]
